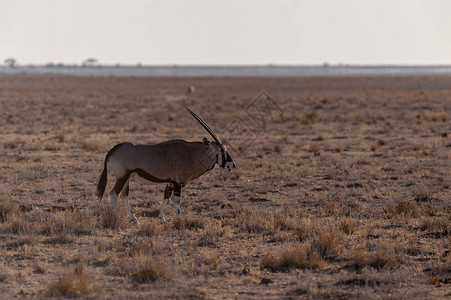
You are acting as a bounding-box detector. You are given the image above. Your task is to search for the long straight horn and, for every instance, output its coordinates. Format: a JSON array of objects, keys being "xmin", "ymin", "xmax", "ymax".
[{"xmin": 185, "ymin": 107, "xmax": 222, "ymax": 145}]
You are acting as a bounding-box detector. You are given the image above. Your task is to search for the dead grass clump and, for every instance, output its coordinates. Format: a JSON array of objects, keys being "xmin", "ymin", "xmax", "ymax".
[
  {"xmin": 377, "ymin": 139, "xmax": 387, "ymax": 146},
  {"xmin": 308, "ymin": 142, "xmax": 321, "ymax": 155},
  {"xmin": 233, "ymin": 207, "xmax": 275, "ymax": 235},
  {"xmin": 199, "ymin": 249, "xmax": 220, "ymax": 272},
  {"xmin": 339, "ymin": 218, "xmax": 357, "ymax": 235},
  {"xmin": 47, "ymin": 262, "xmax": 95, "ymax": 298},
  {"xmin": 349, "ymin": 244, "xmax": 400, "ymax": 270},
  {"xmin": 4, "ymin": 218, "xmax": 31, "ymax": 234},
  {"xmin": 128, "ymin": 242, "xmax": 154, "ymax": 257},
  {"xmin": 130, "ymin": 255, "xmax": 167, "ymax": 283},
  {"xmin": 310, "ymin": 230, "xmax": 341, "ymax": 259},
  {"xmin": 137, "ymin": 221, "xmax": 159, "ymax": 236},
  {"xmin": 33, "ymin": 260, "xmax": 46, "ymax": 274},
  {"xmin": 0, "ymin": 201, "xmax": 19, "ymax": 223},
  {"xmin": 429, "ymin": 112, "xmax": 449, "ymax": 122},
  {"xmin": 0, "ymin": 269, "xmax": 9, "ymax": 283},
  {"xmin": 420, "ymin": 217, "xmax": 450, "ymax": 233},
  {"xmin": 102, "ymin": 207, "xmax": 127, "ymax": 231},
  {"xmin": 428, "ymin": 261, "xmax": 451, "ymax": 285},
  {"xmin": 295, "ymin": 218, "xmax": 317, "ymax": 242},
  {"xmin": 274, "ymin": 205, "xmax": 298, "ymax": 231},
  {"xmin": 369, "ymin": 247, "xmax": 401, "ymax": 270},
  {"xmin": 81, "ymin": 141, "xmax": 100, "ymax": 151},
  {"xmin": 40, "ymin": 210, "xmax": 96, "ymax": 235},
  {"xmin": 197, "ymin": 221, "xmax": 228, "ymax": 247},
  {"xmin": 350, "ymin": 244, "xmax": 369, "ymax": 269},
  {"xmin": 395, "ymin": 199, "xmax": 420, "ymax": 217},
  {"xmin": 262, "ymin": 245, "xmax": 323, "ymax": 271},
  {"xmin": 274, "ymin": 145, "xmax": 282, "ymax": 154},
  {"xmin": 411, "ymin": 185, "xmax": 434, "ymax": 202},
  {"xmin": 172, "ymin": 215, "xmax": 204, "ymax": 231}
]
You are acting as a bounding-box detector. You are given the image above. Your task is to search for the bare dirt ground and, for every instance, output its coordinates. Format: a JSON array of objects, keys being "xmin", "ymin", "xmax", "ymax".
[{"xmin": 0, "ymin": 76, "xmax": 450, "ymax": 299}]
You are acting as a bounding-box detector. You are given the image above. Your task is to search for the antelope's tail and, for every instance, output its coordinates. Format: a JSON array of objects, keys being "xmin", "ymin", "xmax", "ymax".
[
  {"xmin": 96, "ymin": 157, "xmax": 108, "ymax": 201},
  {"xmin": 96, "ymin": 143, "xmax": 126, "ymax": 200}
]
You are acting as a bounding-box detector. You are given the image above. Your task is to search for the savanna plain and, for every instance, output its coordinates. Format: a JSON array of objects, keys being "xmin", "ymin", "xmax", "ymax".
[{"xmin": 0, "ymin": 76, "xmax": 450, "ymax": 299}]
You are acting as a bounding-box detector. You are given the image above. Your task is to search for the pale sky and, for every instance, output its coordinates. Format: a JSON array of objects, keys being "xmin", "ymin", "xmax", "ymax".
[{"xmin": 1, "ymin": 0, "xmax": 451, "ymax": 65}]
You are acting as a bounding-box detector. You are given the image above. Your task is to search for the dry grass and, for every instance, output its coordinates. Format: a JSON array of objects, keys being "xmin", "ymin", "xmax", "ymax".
[
  {"xmin": 47, "ymin": 262, "xmax": 95, "ymax": 298},
  {"xmin": 101, "ymin": 206, "xmax": 128, "ymax": 230},
  {"xmin": 0, "ymin": 201, "xmax": 19, "ymax": 223},
  {"xmin": 1, "ymin": 76, "xmax": 450, "ymax": 298},
  {"xmin": 118, "ymin": 254, "xmax": 167, "ymax": 283},
  {"xmin": 262, "ymin": 244, "xmax": 323, "ymax": 271},
  {"xmin": 310, "ymin": 230, "xmax": 341, "ymax": 259}
]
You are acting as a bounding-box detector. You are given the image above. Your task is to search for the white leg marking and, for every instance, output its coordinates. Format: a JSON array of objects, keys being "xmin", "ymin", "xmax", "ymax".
[
  {"xmin": 122, "ymin": 195, "xmax": 140, "ymax": 224},
  {"xmin": 159, "ymin": 198, "xmax": 169, "ymax": 223},
  {"xmin": 110, "ymin": 191, "xmax": 118, "ymax": 210},
  {"xmin": 172, "ymin": 196, "xmax": 181, "ymax": 217}
]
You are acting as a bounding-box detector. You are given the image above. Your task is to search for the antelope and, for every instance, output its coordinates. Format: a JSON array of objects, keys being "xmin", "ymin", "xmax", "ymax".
[{"xmin": 96, "ymin": 107, "xmax": 236, "ymax": 224}]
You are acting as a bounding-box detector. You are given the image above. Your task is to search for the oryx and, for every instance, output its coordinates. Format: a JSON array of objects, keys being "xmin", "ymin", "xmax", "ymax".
[{"xmin": 96, "ymin": 107, "xmax": 236, "ymax": 224}]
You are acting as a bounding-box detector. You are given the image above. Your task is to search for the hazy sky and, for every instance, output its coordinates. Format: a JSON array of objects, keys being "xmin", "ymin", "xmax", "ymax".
[{"xmin": 1, "ymin": 0, "xmax": 451, "ymax": 65}]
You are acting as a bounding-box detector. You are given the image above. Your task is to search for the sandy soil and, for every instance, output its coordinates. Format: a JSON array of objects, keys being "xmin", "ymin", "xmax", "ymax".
[{"xmin": 0, "ymin": 76, "xmax": 450, "ymax": 299}]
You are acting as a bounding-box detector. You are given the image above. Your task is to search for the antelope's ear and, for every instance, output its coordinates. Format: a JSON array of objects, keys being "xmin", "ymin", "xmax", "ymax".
[{"xmin": 202, "ymin": 138, "xmax": 210, "ymax": 145}]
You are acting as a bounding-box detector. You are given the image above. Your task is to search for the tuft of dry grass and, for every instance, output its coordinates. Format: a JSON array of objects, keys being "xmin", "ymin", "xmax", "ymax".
[
  {"xmin": 121, "ymin": 254, "xmax": 167, "ymax": 283},
  {"xmin": 420, "ymin": 216, "xmax": 450, "ymax": 233},
  {"xmin": 308, "ymin": 142, "xmax": 321, "ymax": 155},
  {"xmin": 39, "ymin": 210, "xmax": 96, "ymax": 236},
  {"xmin": 262, "ymin": 244, "xmax": 323, "ymax": 271},
  {"xmin": 429, "ymin": 261, "xmax": 451, "ymax": 285},
  {"xmin": 310, "ymin": 230, "xmax": 341, "ymax": 259},
  {"xmin": 339, "ymin": 218, "xmax": 357, "ymax": 235},
  {"xmin": 197, "ymin": 221, "xmax": 229, "ymax": 247},
  {"xmin": 0, "ymin": 201, "xmax": 19, "ymax": 223},
  {"xmin": 47, "ymin": 262, "xmax": 95, "ymax": 298},
  {"xmin": 369, "ymin": 247, "xmax": 401, "ymax": 270},
  {"xmin": 411, "ymin": 184, "xmax": 434, "ymax": 202},
  {"xmin": 349, "ymin": 244, "xmax": 401, "ymax": 270},
  {"xmin": 102, "ymin": 206, "xmax": 127, "ymax": 231},
  {"xmin": 80, "ymin": 141, "xmax": 100, "ymax": 151},
  {"xmin": 395, "ymin": 199, "xmax": 420, "ymax": 217},
  {"xmin": 128, "ymin": 242, "xmax": 154, "ymax": 257},
  {"xmin": 274, "ymin": 145, "xmax": 282, "ymax": 154},
  {"xmin": 137, "ymin": 220, "xmax": 159, "ymax": 236},
  {"xmin": 233, "ymin": 207, "xmax": 275, "ymax": 235}
]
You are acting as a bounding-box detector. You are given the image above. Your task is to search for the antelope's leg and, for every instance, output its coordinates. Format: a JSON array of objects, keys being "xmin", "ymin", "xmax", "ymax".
[
  {"xmin": 172, "ymin": 183, "xmax": 182, "ymax": 218},
  {"xmin": 159, "ymin": 183, "xmax": 173, "ymax": 223},
  {"xmin": 121, "ymin": 177, "xmax": 140, "ymax": 224},
  {"xmin": 109, "ymin": 174, "xmax": 130, "ymax": 210}
]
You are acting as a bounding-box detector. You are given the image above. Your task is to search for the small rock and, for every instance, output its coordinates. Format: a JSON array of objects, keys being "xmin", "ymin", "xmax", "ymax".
[{"xmin": 260, "ymin": 278, "xmax": 273, "ymax": 285}]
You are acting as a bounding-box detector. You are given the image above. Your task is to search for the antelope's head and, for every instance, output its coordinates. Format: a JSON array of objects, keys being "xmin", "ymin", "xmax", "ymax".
[{"xmin": 187, "ymin": 107, "xmax": 236, "ymax": 171}]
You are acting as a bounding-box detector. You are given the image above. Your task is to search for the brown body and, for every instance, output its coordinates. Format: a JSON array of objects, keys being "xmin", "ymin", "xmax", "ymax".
[{"xmin": 107, "ymin": 140, "xmax": 216, "ymax": 184}]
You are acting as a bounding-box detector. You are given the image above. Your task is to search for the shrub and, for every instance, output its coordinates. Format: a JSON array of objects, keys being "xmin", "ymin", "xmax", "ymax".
[
  {"xmin": 130, "ymin": 255, "xmax": 167, "ymax": 283},
  {"xmin": 396, "ymin": 200, "xmax": 420, "ymax": 217},
  {"xmin": 262, "ymin": 245, "xmax": 323, "ymax": 271},
  {"xmin": 0, "ymin": 201, "xmax": 19, "ymax": 223},
  {"xmin": 310, "ymin": 231, "xmax": 341, "ymax": 259},
  {"xmin": 47, "ymin": 262, "xmax": 94, "ymax": 298},
  {"xmin": 233, "ymin": 207, "xmax": 275, "ymax": 235},
  {"xmin": 339, "ymin": 218, "xmax": 357, "ymax": 235},
  {"xmin": 137, "ymin": 221, "xmax": 159, "ymax": 236},
  {"xmin": 102, "ymin": 207, "xmax": 127, "ymax": 231}
]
